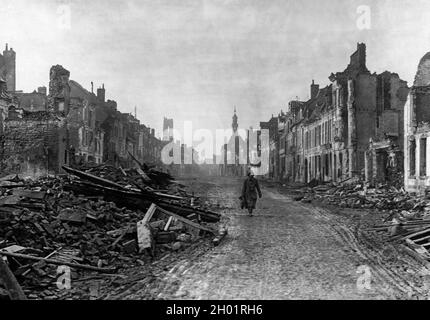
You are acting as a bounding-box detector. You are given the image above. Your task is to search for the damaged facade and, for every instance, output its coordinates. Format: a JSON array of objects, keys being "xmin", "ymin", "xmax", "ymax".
[
  {"xmin": 68, "ymin": 79, "xmax": 105, "ymax": 165},
  {"xmin": 0, "ymin": 44, "xmax": 16, "ymax": 93},
  {"xmin": 404, "ymin": 52, "xmax": 430, "ymax": 192},
  {"xmin": 266, "ymin": 43, "xmax": 408, "ymax": 184},
  {"xmin": 0, "ymin": 46, "xmax": 167, "ymax": 177},
  {"xmin": 2, "ymin": 111, "xmax": 67, "ymax": 176},
  {"xmin": 15, "ymin": 87, "xmax": 48, "ymax": 112},
  {"xmin": 260, "ymin": 114, "xmax": 280, "ymax": 179},
  {"xmin": 364, "ymin": 71, "xmax": 409, "ymax": 186}
]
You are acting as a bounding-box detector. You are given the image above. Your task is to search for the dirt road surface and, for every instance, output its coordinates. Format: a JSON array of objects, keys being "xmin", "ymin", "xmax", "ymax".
[{"xmin": 102, "ymin": 177, "xmax": 430, "ymax": 300}]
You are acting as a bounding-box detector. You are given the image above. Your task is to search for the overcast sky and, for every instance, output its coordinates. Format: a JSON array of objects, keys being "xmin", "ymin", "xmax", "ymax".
[{"xmin": 1, "ymin": 0, "xmax": 430, "ymax": 142}]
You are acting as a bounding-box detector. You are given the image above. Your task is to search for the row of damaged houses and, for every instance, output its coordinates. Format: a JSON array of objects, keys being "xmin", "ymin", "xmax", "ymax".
[
  {"xmin": 262, "ymin": 43, "xmax": 414, "ymax": 188},
  {"xmin": 0, "ymin": 46, "xmax": 166, "ymax": 177}
]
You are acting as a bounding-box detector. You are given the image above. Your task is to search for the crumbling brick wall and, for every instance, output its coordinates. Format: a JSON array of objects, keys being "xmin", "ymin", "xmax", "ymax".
[
  {"xmin": 1, "ymin": 115, "xmax": 66, "ymax": 177},
  {"xmin": 48, "ymin": 65, "xmax": 70, "ymax": 113}
]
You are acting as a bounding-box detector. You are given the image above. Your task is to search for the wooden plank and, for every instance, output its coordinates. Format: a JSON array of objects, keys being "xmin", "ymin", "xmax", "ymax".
[
  {"xmin": 401, "ymin": 227, "xmax": 430, "ymax": 240},
  {"xmin": 110, "ymin": 229, "xmax": 127, "ymax": 248},
  {"xmin": 137, "ymin": 222, "xmax": 152, "ymax": 252},
  {"xmin": 137, "ymin": 204, "xmax": 157, "ymax": 252},
  {"xmin": 65, "ymin": 172, "xmax": 181, "ymax": 202},
  {"xmin": 164, "ymin": 216, "xmax": 173, "ymax": 231},
  {"xmin": 413, "ymin": 234, "xmax": 430, "ymax": 243},
  {"xmin": 0, "ymin": 252, "xmax": 116, "ymax": 273},
  {"xmin": 389, "ymin": 225, "xmax": 430, "ymax": 242},
  {"xmin": 127, "ymin": 151, "xmax": 145, "ymax": 170},
  {"xmin": 62, "ymin": 165, "xmax": 128, "ymax": 191},
  {"xmin": 405, "ymin": 238, "xmax": 430, "ymax": 256},
  {"xmin": 136, "ymin": 168, "xmax": 152, "ymax": 183},
  {"xmin": 119, "ymin": 166, "xmax": 127, "ymax": 177},
  {"xmin": 157, "ymin": 202, "xmax": 220, "ymax": 222},
  {"xmin": 153, "ymin": 192, "xmax": 184, "ymax": 201},
  {"xmin": 400, "ymin": 244, "xmax": 430, "ymax": 268},
  {"xmin": 0, "ymin": 257, "xmax": 27, "ymax": 300},
  {"xmin": 156, "ymin": 206, "xmax": 216, "ymax": 234},
  {"xmin": 1, "ymin": 245, "xmax": 27, "ymax": 253},
  {"xmin": 403, "ymin": 220, "xmax": 430, "ymax": 225},
  {"xmin": 12, "ymin": 189, "xmax": 46, "ymax": 200},
  {"xmin": 142, "ymin": 203, "xmax": 157, "ymax": 225}
]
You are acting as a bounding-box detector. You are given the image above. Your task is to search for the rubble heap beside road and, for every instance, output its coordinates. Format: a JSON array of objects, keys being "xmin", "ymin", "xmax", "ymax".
[{"xmin": 0, "ymin": 164, "xmax": 224, "ymax": 300}]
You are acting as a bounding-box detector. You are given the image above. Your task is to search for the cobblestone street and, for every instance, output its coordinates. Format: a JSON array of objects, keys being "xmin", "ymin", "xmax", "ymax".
[{"xmin": 109, "ymin": 177, "xmax": 429, "ymax": 300}]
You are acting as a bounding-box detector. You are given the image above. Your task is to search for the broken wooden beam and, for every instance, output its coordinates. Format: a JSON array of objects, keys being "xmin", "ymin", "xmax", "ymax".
[
  {"xmin": 127, "ymin": 151, "xmax": 146, "ymax": 171},
  {"xmin": 62, "ymin": 165, "xmax": 129, "ymax": 192},
  {"xmin": 0, "ymin": 251, "xmax": 116, "ymax": 273},
  {"xmin": 402, "ymin": 227, "xmax": 430, "ymax": 241},
  {"xmin": 157, "ymin": 201, "xmax": 220, "ymax": 223},
  {"xmin": 137, "ymin": 204, "xmax": 157, "ymax": 253},
  {"xmin": 0, "ymin": 257, "xmax": 27, "ymax": 300},
  {"xmin": 400, "ymin": 244, "xmax": 430, "ymax": 268},
  {"xmin": 156, "ymin": 205, "xmax": 217, "ymax": 234}
]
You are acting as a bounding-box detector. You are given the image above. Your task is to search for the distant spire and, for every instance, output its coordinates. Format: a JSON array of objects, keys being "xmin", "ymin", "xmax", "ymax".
[
  {"xmin": 232, "ymin": 107, "xmax": 238, "ymax": 132},
  {"xmin": 5, "ymin": 43, "xmax": 8, "ymax": 51}
]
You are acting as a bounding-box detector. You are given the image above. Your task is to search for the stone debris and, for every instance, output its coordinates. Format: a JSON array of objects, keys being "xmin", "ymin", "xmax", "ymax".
[{"xmin": 0, "ymin": 165, "xmax": 225, "ymax": 300}]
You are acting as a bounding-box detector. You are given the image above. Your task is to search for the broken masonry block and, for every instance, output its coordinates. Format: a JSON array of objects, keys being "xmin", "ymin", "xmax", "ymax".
[{"xmin": 56, "ymin": 208, "xmax": 86, "ymax": 224}]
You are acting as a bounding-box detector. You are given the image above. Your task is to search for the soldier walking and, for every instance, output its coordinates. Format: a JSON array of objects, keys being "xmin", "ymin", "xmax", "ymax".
[{"xmin": 240, "ymin": 167, "xmax": 262, "ymax": 216}]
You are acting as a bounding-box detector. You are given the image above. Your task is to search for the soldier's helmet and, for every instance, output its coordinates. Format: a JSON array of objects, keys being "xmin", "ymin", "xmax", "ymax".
[{"xmin": 247, "ymin": 166, "xmax": 255, "ymax": 176}]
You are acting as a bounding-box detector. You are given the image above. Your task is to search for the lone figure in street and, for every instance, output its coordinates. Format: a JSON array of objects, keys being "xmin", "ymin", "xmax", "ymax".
[{"xmin": 241, "ymin": 168, "xmax": 262, "ymax": 216}]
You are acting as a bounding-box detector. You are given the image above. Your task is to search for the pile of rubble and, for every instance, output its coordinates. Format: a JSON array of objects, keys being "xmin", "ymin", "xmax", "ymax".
[
  {"xmin": 0, "ymin": 163, "xmax": 225, "ymax": 300},
  {"xmin": 287, "ymin": 178, "xmax": 417, "ymax": 212}
]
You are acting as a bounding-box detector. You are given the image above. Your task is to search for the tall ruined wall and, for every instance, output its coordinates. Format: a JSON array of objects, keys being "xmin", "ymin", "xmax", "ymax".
[
  {"xmin": 416, "ymin": 90, "xmax": 430, "ymax": 124},
  {"xmin": 346, "ymin": 73, "xmax": 378, "ymax": 175},
  {"xmin": 414, "ymin": 52, "xmax": 430, "ymax": 87},
  {"xmin": 48, "ymin": 65, "xmax": 71, "ymax": 113},
  {"xmin": 355, "ymin": 74, "xmax": 377, "ymax": 145},
  {"xmin": 0, "ymin": 45, "xmax": 16, "ymax": 92},
  {"xmin": 1, "ymin": 116, "xmax": 66, "ymax": 177}
]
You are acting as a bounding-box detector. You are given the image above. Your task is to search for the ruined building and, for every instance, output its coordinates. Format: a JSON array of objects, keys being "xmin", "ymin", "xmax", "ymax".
[
  {"xmin": 48, "ymin": 65, "xmax": 71, "ymax": 113},
  {"xmin": 1, "ymin": 65, "xmax": 105, "ymax": 176},
  {"xmin": 163, "ymin": 117, "xmax": 174, "ymax": 142},
  {"xmin": 15, "ymin": 87, "xmax": 48, "ymax": 112},
  {"xmin": 364, "ymin": 71, "xmax": 409, "ymax": 185},
  {"xmin": 0, "ymin": 45, "xmax": 170, "ymax": 177},
  {"xmin": 0, "ymin": 44, "xmax": 16, "ymax": 92},
  {"xmin": 274, "ymin": 43, "xmax": 408, "ymax": 183},
  {"xmin": 68, "ymin": 79, "xmax": 105, "ymax": 165},
  {"xmin": 0, "ymin": 78, "xmax": 17, "ymax": 131},
  {"xmin": 404, "ymin": 52, "xmax": 430, "ymax": 192},
  {"xmin": 261, "ymin": 114, "xmax": 282, "ymax": 179}
]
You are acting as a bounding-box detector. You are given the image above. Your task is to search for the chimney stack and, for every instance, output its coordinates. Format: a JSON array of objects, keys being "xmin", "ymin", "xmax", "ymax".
[
  {"xmin": 37, "ymin": 86, "xmax": 47, "ymax": 96},
  {"xmin": 310, "ymin": 80, "xmax": 319, "ymax": 99},
  {"xmin": 97, "ymin": 83, "xmax": 105, "ymax": 102}
]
